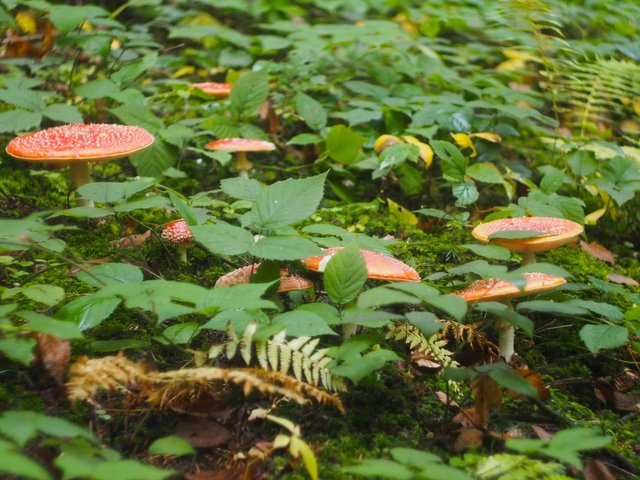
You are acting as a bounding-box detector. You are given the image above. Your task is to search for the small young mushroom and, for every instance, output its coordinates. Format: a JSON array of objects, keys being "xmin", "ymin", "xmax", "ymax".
[
  {"xmin": 454, "ymin": 272, "xmax": 566, "ymax": 361},
  {"xmin": 472, "ymin": 216, "xmax": 583, "ymax": 265},
  {"xmin": 205, "ymin": 138, "xmax": 276, "ymax": 177},
  {"xmin": 190, "ymin": 82, "xmax": 233, "ymax": 98},
  {"xmin": 215, "ymin": 263, "xmax": 313, "ymax": 292},
  {"xmin": 162, "ymin": 219, "xmax": 194, "ymax": 263},
  {"xmin": 6, "ymin": 124, "xmax": 154, "ymax": 207},
  {"xmin": 302, "ymin": 247, "xmax": 420, "ymax": 282}
]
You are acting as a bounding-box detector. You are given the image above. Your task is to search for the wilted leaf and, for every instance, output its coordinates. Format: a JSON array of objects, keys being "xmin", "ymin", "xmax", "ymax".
[
  {"xmin": 579, "ymin": 240, "xmax": 615, "ymax": 264},
  {"xmin": 472, "ymin": 375, "xmax": 502, "ymax": 426},
  {"xmin": 584, "ymin": 460, "xmax": 615, "ymax": 480},
  {"xmin": 510, "ymin": 368, "xmax": 549, "ymax": 401},
  {"xmin": 452, "ymin": 428, "xmax": 484, "ymax": 452},
  {"xmin": 34, "ymin": 333, "xmax": 70, "ymax": 386},
  {"xmin": 173, "ymin": 417, "xmax": 231, "ymax": 448},
  {"xmin": 110, "ymin": 230, "xmax": 152, "ymax": 249},
  {"xmin": 606, "ymin": 273, "xmax": 638, "ymax": 287}
]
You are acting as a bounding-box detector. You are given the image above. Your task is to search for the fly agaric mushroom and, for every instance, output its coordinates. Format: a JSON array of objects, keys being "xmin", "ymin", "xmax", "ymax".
[
  {"xmin": 215, "ymin": 263, "xmax": 313, "ymax": 292},
  {"xmin": 205, "ymin": 138, "xmax": 276, "ymax": 177},
  {"xmin": 454, "ymin": 272, "xmax": 566, "ymax": 361},
  {"xmin": 302, "ymin": 247, "xmax": 420, "ymax": 282},
  {"xmin": 472, "ymin": 216, "xmax": 583, "ymax": 265},
  {"xmin": 190, "ymin": 82, "xmax": 233, "ymax": 98},
  {"xmin": 6, "ymin": 124, "xmax": 154, "ymax": 207},
  {"xmin": 162, "ymin": 219, "xmax": 194, "ymax": 263}
]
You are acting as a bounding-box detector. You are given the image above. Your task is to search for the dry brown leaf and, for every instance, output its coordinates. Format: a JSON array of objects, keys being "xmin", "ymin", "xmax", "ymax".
[
  {"xmin": 510, "ymin": 368, "xmax": 550, "ymax": 401},
  {"xmin": 34, "ymin": 333, "xmax": 70, "ymax": 386},
  {"xmin": 531, "ymin": 424, "xmax": 554, "ymax": 440},
  {"xmin": 174, "ymin": 417, "xmax": 232, "ymax": 449},
  {"xmin": 585, "ymin": 460, "xmax": 615, "ymax": 480},
  {"xmin": 436, "ymin": 390, "xmax": 459, "ymax": 408},
  {"xmin": 68, "ymin": 256, "xmax": 112, "ymax": 276},
  {"xmin": 452, "ymin": 407, "xmax": 482, "ymax": 428},
  {"xmin": 472, "ymin": 375, "xmax": 502, "ymax": 426},
  {"xmin": 411, "ymin": 351, "xmax": 442, "ymax": 369},
  {"xmin": 606, "ymin": 273, "xmax": 639, "ymax": 287},
  {"xmin": 185, "ymin": 468, "xmax": 244, "ymax": 480},
  {"xmin": 594, "ymin": 379, "xmax": 640, "ymax": 413},
  {"xmin": 452, "ymin": 428, "xmax": 484, "ymax": 452},
  {"xmin": 580, "ymin": 240, "xmax": 616, "ymax": 264},
  {"xmin": 110, "ymin": 230, "xmax": 151, "ymax": 249}
]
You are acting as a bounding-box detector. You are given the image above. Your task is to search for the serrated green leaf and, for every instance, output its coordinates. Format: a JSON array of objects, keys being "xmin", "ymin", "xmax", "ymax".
[
  {"xmin": 579, "ymin": 324, "xmax": 628, "ymax": 353},
  {"xmin": 249, "ymin": 235, "xmax": 322, "ymax": 260},
  {"xmin": 0, "ymin": 110, "xmax": 42, "ymax": 133},
  {"xmin": 230, "ymin": 71, "xmax": 269, "ymax": 119},
  {"xmin": 296, "ymin": 92, "xmax": 327, "ymax": 130},
  {"xmin": 220, "ymin": 177, "xmax": 262, "ymax": 201},
  {"xmin": 323, "ymin": 244, "xmax": 367, "ymax": 305},
  {"xmin": 191, "ymin": 223, "xmax": 254, "ymax": 255},
  {"xmin": 461, "ymin": 244, "xmax": 511, "ymax": 260},
  {"xmin": 149, "ymin": 436, "xmax": 195, "ymax": 456},
  {"xmin": 325, "ymin": 125, "xmax": 365, "ymax": 165}
]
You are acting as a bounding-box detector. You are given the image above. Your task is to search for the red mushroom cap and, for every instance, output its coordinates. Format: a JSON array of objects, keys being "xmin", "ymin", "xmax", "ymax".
[
  {"xmin": 162, "ymin": 219, "xmax": 194, "ymax": 245},
  {"xmin": 215, "ymin": 264, "xmax": 313, "ymax": 292},
  {"xmin": 454, "ymin": 272, "xmax": 566, "ymax": 303},
  {"xmin": 6, "ymin": 124, "xmax": 155, "ymax": 165},
  {"xmin": 191, "ymin": 82, "xmax": 233, "ymax": 98},
  {"xmin": 302, "ymin": 247, "xmax": 420, "ymax": 282},
  {"xmin": 205, "ymin": 138, "xmax": 276, "ymax": 152},
  {"xmin": 472, "ymin": 216, "xmax": 583, "ymax": 253}
]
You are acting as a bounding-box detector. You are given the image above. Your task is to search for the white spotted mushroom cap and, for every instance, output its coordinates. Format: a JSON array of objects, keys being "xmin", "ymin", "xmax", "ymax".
[{"xmin": 161, "ymin": 219, "xmax": 194, "ymax": 245}]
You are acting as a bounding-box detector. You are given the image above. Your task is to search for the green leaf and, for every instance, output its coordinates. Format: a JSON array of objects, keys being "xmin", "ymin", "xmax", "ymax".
[
  {"xmin": 565, "ymin": 300, "xmax": 623, "ymax": 321},
  {"xmin": 191, "ymin": 223, "xmax": 255, "ymax": 255},
  {"xmin": 75, "ymin": 79, "xmax": 120, "ymax": 99},
  {"xmin": 89, "ymin": 339, "xmax": 150, "ymax": 352},
  {"xmin": 452, "ymin": 181, "xmax": 479, "ymax": 207},
  {"xmin": 230, "ymin": 71, "xmax": 269, "ymax": 119},
  {"xmin": 333, "ymin": 349, "xmax": 401, "ymax": 383},
  {"xmin": 0, "ymin": 337, "xmax": 36, "ymax": 364},
  {"xmin": 0, "ymin": 451, "xmax": 51, "ymax": 480},
  {"xmin": 431, "ymin": 140, "xmax": 466, "ymax": 182},
  {"xmin": 162, "ymin": 322, "xmax": 200, "ymax": 344},
  {"xmin": 461, "ymin": 244, "xmax": 511, "ymax": 261},
  {"xmin": 77, "ymin": 263, "xmax": 144, "ymax": 288},
  {"xmin": 540, "ymin": 169, "xmax": 565, "ymax": 194},
  {"xmin": 114, "ymin": 195, "xmax": 169, "ymax": 213},
  {"xmin": 488, "ymin": 367, "xmax": 538, "ymax": 398},
  {"xmin": 0, "ymin": 110, "xmax": 42, "ymax": 133},
  {"xmin": 405, "ymin": 311, "xmax": 443, "ymax": 337},
  {"xmin": 76, "ymin": 180, "xmax": 153, "ymax": 204},
  {"xmin": 342, "ymin": 459, "xmax": 413, "ymax": 479},
  {"xmin": 111, "ymin": 53, "xmax": 159, "ymax": 84},
  {"xmin": 467, "ymin": 162, "xmax": 503, "ymax": 184},
  {"xmin": 579, "ymin": 324, "xmax": 628, "ymax": 353},
  {"xmin": 516, "ymin": 300, "xmax": 588, "ymax": 316},
  {"xmin": 422, "ymin": 294, "xmax": 468, "ymax": 321},
  {"xmin": 323, "ymin": 244, "xmax": 367, "ymax": 305},
  {"xmin": 488, "ymin": 230, "xmax": 550, "ymax": 240},
  {"xmin": 287, "ymin": 133, "xmax": 322, "ymax": 146},
  {"xmin": 220, "ymin": 177, "xmax": 262, "ymax": 201},
  {"xmin": 296, "ymin": 92, "xmax": 327, "ymax": 130},
  {"xmin": 272, "ymin": 310, "xmax": 336, "ymax": 337},
  {"xmin": 16, "ymin": 311, "xmax": 83, "ymax": 339},
  {"xmin": 2, "ymin": 284, "xmax": 64, "ymax": 306},
  {"xmin": 110, "ymin": 104, "xmax": 164, "ymax": 132},
  {"xmin": 249, "ymin": 171, "xmax": 327, "ymax": 230},
  {"xmin": 56, "ymin": 295, "xmax": 121, "ymax": 330},
  {"xmin": 52, "ymin": 207, "xmax": 114, "ymax": 218},
  {"xmin": 42, "ymin": 104, "xmax": 83, "ymax": 124},
  {"xmin": 325, "ymin": 125, "xmax": 366, "ymax": 165},
  {"xmin": 90, "ymin": 460, "xmax": 173, "ymax": 480},
  {"xmin": 390, "ymin": 447, "xmax": 442, "ymax": 467},
  {"xmin": 48, "ymin": 5, "xmax": 108, "ymax": 33},
  {"xmin": 249, "ymin": 235, "xmax": 323, "ymax": 260},
  {"xmin": 149, "ymin": 436, "xmax": 195, "ymax": 456},
  {"xmin": 357, "ymin": 287, "xmax": 421, "ymax": 309},
  {"xmin": 130, "ymin": 141, "xmax": 177, "ymax": 178}
]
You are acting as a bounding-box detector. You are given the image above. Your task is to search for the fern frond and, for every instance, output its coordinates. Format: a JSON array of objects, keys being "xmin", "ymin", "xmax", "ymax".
[
  {"xmin": 67, "ymin": 355, "xmax": 345, "ymax": 413},
  {"xmin": 217, "ymin": 322, "xmax": 347, "ymax": 392},
  {"xmin": 387, "ymin": 323, "xmax": 459, "ymax": 369}
]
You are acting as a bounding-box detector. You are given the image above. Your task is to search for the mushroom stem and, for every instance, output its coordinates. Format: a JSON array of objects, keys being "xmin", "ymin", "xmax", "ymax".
[
  {"xmin": 69, "ymin": 162, "xmax": 93, "ymax": 207},
  {"xmin": 498, "ymin": 302, "xmax": 516, "ymax": 362},
  {"xmin": 176, "ymin": 244, "xmax": 188, "ymax": 263},
  {"xmin": 521, "ymin": 251, "xmax": 536, "ymax": 266},
  {"xmin": 234, "ymin": 151, "xmax": 252, "ymax": 178}
]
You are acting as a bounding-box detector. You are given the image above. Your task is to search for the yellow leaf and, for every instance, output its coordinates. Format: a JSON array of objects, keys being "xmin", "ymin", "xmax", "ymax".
[
  {"xmin": 15, "ymin": 11, "xmax": 38, "ymax": 34},
  {"xmin": 387, "ymin": 199, "xmax": 418, "ymax": 226},
  {"xmin": 496, "ymin": 49, "xmax": 537, "ymax": 71},
  {"xmin": 81, "ymin": 21, "xmax": 93, "ymax": 31},
  {"xmin": 273, "ymin": 434, "xmax": 291, "ymax": 450},
  {"xmin": 293, "ymin": 437, "xmax": 319, "ymax": 480},
  {"xmin": 584, "ymin": 207, "xmax": 606, "ymax": 225},
  {"xmin": 374, "ymin": 134, "xmax": 402, "ymax": 154},
  {"xmin": 471, "ymin": 132, "xmax": 502, "ymax": 143},
  {"xmin": 172, "ymin": 66, "xmax": 195, "ymax": 78},
  {"xmin": 451, "ymin": 133, "xmax": 477, "ymax": 157},
  {"xmin": 633, "ymin": 98, "xmax": 640, "ymax": 116},
  {"xmin": 402, "ymin": 135, "xmax": 434, "ymax": 168}
]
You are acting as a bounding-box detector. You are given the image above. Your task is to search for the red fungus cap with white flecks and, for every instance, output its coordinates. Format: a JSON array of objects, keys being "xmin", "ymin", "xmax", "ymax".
[
  {"xmin": 161, "ymin": 219, "xmax": 194, "ymax": 245},
  {"xmin": 215, "ymin": 264, "xmax": 313, "ymax": 292},
  {"xmin": 472, "ymin": 216, "xmax": 583, "ymax": 253},
  {"xmin": 191, "ymin": 82, "xmax": 233, "ymax": 97},
  {"xmin": 302, "ymin": 247, "xmax": 421, "ymax": 282},
  {"xmin": 453, "ymin": 272, "xmax": 566, "ymax": 303},
  {"xmin": 6, "ymin": 124, "xmax": 155, "ymax": 165},
  {"xmin": 205, "ymin": 138, "xmax": 276, "ymax": 152}
]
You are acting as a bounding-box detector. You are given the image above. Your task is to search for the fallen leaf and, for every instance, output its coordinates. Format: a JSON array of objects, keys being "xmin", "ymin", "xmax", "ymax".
[
  {"xmin": 452, "ymin": 407, "xmax": 482, "ymax": 428},
  {"xmin": 606, "ymin": 273, "xmax": 639, "ymax": 287},
  {"xmin": 452, "ymin": 428, "xmax": 484, "ymax": 452},
  {"xmin": 185, "ymin": 468, "xmax": 244, "ymax": 480},
  {"xmin": 531, "ymin": 424, "xmax": 554, "ymax": 440},
  {"xmin": 594, "ymin": 379, "xmax": 640, "ymax": 413},
  {"xmin": 68, "ymin": 256, "xmax": 112, "ymax": 276},
  {"xmin": 472, "ymin": 375, "xmax": 502, "ymax": 426},
  {"xmin": 585, "ymin": 460, "xmax": 615, "ymax": 480},
  {"xmin": 110, "ymin": 230, "xmax": 151, "ymax": 249},
  {"xmin": 580, "ymin": 240, "xmax": 616, "ymax": 264},
  {"xmin": 411, "ymin": 351, "xmax": 441, "ymax": 369},
  {"xmin": 435, "ymin": 390, "xmax": 459, "ymax": 408},
  {"xmin": 174, "ymin": 417, "xmax": 232, "ymax": 448},
  {"xmin": 34, "ymin": 333, "xmax": 70, "ymax": 386},
  {"xmin": 510, "ymin": 368, "xmax": 550, "ymax": 401}
]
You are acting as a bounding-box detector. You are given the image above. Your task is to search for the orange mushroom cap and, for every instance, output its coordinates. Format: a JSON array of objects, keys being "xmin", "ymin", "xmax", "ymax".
[
  {"xmin": 472, "ymin": 216, "xmax": 583, "ymax": 253},
  {"xmin": 454, "ymin": 272, "xmax": 566, "ymax": 303},
  {"xmin": 302, "ymin": 247, "xmax": 420, "ymax": 282},
  {"xmin": 215, "ymin": 264, "xmax": 313, "ymax": 292},
  {"xmin": 191, "ymin": 82, "xmax": 233, "ymax": 98},
  {"xmin": 6, "ymin": 124, "xmax": 154, "ymax": 165},
  {"xmin": 161, "ymin": 219, "xmax": 194, "ymax": 245},
  {"xmin": 205, "ymin": 138, "xmax": 276, "ymax": 152}
]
